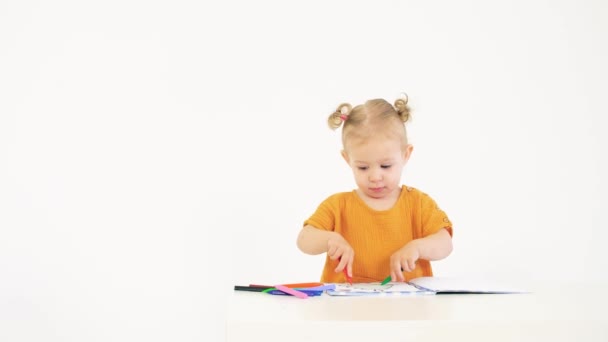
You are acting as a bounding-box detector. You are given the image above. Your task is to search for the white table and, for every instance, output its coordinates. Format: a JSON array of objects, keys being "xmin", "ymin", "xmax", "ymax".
[{"xmin": 227, "ymin": 281, "xmax": 608, "ymax": 342}]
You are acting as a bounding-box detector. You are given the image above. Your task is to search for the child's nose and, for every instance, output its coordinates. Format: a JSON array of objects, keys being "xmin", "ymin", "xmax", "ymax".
[{"xmin": 369, "ymin": 170, "xmax": 382, "ymax": 181}]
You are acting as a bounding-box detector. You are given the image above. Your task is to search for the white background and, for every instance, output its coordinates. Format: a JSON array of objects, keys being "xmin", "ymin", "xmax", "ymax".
[{"xmin": 1, "ymin": 0, "xmax": 607, "ymax": 341}]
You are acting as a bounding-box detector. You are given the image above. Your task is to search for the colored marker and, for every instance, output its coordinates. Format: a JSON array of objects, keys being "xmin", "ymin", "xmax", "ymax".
[
  {"xmin": 381, "ymin": 267, "xmax": 404, "ymax": 285},
  {"xmin": 234, "ymin": 285, "xmax": 270, "ymax": 292},
  {"xmin": 339, "ymin": 257, "xmax": 353, "ymax": 285},
  {"xmin": 343, "ymin": 267, "xmax": 353, "ymax": 285},
  {"xmin": 275, "ymin": 284, "xmax": 309, "ymax": 299}
]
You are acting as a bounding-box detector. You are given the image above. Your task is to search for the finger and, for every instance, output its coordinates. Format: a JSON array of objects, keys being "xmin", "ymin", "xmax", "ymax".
[
  {"xmin": 341, "ymin": 251, "xmax": 353, "ymax": 277},
  {"xmin": 391, "ymin": 260, "xmax": 402, "ymax": 282},
  {"xmin": 401, "ymin": 258, "xmax": 411, "ymax": 273},
  {"xmin": 393, "ymin": 262, "xmax": 403, "ymax": 281},
  {"xmin": 327, "ymin": 245, "xmax": 337, "ymax": 259},
  {"xmin": 388, "ymin": 256, "xmax": 397, "ymax": 281},
  {"xmin": 331, "ymin": 247, "xmax": 343, "ymax": 260},
  {"xmin": 335, "ymin": 254, "xmax": 348, "ymax": 272},
  {"xmin": 395, "ymin": 264, "xmax": 405, "ymax": 282},
  {"xmin": 408, "ymin": 258, "xmax": 416, "ymax": 272}
]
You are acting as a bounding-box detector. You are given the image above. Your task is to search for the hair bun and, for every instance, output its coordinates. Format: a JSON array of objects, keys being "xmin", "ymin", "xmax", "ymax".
[
  {"xmin": 394, "ymin": 93, "xmax": 411, "ymax": 123},
  {"xmin": 327, "ymin": 103, "xmax": 353, "ymax": 130}
]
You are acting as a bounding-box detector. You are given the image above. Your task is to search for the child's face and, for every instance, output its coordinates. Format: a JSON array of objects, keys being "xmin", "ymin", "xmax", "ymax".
[{"xmin": 341, "ymin": 137, "xmax": 412, "ymax": 200}]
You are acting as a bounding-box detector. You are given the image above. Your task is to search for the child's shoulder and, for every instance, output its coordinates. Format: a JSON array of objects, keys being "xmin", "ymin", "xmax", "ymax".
[
  {"xmin": 315, "ymin": 190, "xmax": 359, "ymax": 208},
  {"xmin": 322, "ymin": 189, "xmax": 356, "ymax": 202},
  {"xmin": 400, "ymin": 185, "xmax": 436, "ymax": 201},
  {"xmin": 401, "ymin": 184, "xmax": 423, "ymax": 195}
]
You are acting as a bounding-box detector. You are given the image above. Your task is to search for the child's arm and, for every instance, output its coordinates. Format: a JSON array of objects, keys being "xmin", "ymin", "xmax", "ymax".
[
  {"xmin": 297, "ymin": 225, "xmax": 354, "ymax": 276},
  {"xmin": 389, "ymin": 228, "xmax": 453, "ymax": 282},
  {"xmin": 412, "ymin": 227, "xmax": 453, "ymax": 261}
]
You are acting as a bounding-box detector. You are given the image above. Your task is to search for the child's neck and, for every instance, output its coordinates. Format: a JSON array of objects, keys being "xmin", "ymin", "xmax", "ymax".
[{"xmin": 356, "ymin": 187, "xmax": 401, "ymax": 211}]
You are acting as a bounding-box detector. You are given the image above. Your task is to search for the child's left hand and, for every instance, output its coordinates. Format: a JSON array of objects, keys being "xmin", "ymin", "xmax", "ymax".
[{"xmin": 389, "ymin": 242, "xmax": 420, "ymax": 282}]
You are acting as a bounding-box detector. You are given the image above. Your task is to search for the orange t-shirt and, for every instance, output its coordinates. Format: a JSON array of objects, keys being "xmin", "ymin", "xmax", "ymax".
[{"xmin": 303, "ymin": 185, "xmax": 453, "ymax": 283}]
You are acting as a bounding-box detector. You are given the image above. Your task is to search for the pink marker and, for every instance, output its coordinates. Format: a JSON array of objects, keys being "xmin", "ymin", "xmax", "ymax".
[{"xmin": 274, "ymin": 284, "xmax": 309, "ymax": 299}]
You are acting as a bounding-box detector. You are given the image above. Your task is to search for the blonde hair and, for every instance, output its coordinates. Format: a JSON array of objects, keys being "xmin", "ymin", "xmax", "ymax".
[{"xmin": 327, "ymin": 94, "xmax": 411, "ymax": 148}]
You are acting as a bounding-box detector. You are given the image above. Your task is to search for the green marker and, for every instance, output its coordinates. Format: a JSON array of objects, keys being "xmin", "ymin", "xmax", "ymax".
[{"xmin": 381, "ymin": 267, "xmax": 403, "ymax": 285}]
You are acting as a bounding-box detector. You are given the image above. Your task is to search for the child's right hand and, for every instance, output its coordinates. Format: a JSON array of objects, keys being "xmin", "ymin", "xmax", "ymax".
[{"xmin": 327, "ymin": 233, "xmax": 354, "ymax": 277}]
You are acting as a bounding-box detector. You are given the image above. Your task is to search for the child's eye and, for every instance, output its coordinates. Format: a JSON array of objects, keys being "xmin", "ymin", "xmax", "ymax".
[
  {"xmin": 357, "ymin": 166, "xmax": 368, "ymax": 171},
  {"xmin": 381, "ymin": 165, "xmax": 392, "ymax": 169}
]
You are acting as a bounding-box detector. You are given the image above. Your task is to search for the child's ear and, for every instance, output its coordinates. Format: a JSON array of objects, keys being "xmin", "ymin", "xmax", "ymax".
[
  {"xmin": 341, "ymin": 150, "xmax": 350, "ymax": 164},
  {"xmin": 403, "ymin": 144, "xmax": 414, "ymax": 163}
]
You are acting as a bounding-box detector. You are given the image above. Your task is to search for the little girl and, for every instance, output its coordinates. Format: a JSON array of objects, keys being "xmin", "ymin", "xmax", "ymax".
[{"xmin": 297, "ymin": 94, "xmax": 453, "ymax": 283}]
